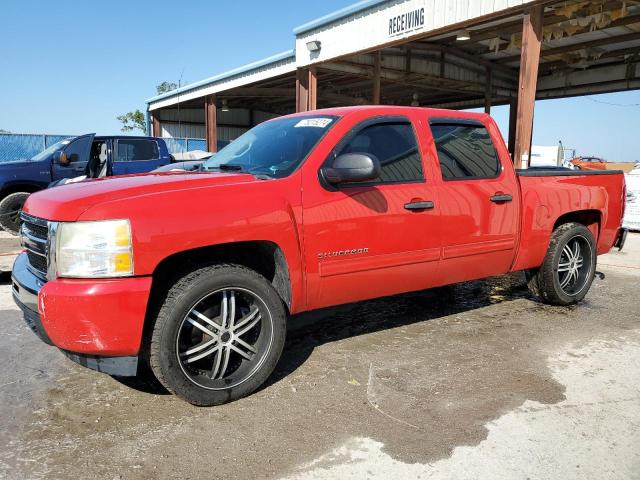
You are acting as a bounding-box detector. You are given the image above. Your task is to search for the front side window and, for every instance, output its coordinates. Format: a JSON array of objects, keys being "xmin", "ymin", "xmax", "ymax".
[
  {"xmin": 64, "ymin": 136, "xmax": 93, "ymax": 163},
  {"xmin": 335, "ymin": 121, "xmax": 423, "ymax": 184},
  {"xmin": 430, "ymin": 122, "xmax": 501, "ymax": 180},
  {"xmin": 117, "ymin": 139, "xmax": 159, "ymax": 162}
]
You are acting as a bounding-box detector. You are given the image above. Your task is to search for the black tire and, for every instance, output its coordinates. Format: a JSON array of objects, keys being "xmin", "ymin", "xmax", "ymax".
[
  {"xmin": 0, "ymin": 192, "xmax": 30, "ymax": 235},
  {"xmin": 527, "ymin": 222, "xmax": 597, "ymax": 306},
  {"xmin": 149, "ymin": 263, "xmax": 286, "ymax": 406}
]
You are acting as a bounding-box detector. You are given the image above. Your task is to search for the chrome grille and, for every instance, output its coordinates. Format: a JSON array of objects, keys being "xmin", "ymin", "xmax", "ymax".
[{"xmin": 20, "ymin": 213, "xmax": 49, "ymax": 278}]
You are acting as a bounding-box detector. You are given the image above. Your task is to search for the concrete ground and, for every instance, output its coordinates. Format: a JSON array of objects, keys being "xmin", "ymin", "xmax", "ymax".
[{"xmin": 0, "ymin": 232, "xmax": 638, "ymax": 480}]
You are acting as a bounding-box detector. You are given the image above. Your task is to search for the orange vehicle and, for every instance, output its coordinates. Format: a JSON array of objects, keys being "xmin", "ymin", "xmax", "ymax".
[{"xmin": 570, "ymin": 156, "xmax": 608, "ymax": 170}]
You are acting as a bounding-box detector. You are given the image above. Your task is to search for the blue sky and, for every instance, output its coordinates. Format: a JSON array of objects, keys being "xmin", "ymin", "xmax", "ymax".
[{"xmin": 1, "ymin": 0, "xmax": 638, "ymax": 161}]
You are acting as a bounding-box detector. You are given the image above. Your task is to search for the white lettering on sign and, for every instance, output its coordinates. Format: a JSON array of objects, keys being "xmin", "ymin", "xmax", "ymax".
[
  {"xmin": 294, "ymin": 118, "xmax": 333, "ymax": 128},
  {"xmin": 388, "ymin": 7, "xmax": 425, "ymax": 37}
]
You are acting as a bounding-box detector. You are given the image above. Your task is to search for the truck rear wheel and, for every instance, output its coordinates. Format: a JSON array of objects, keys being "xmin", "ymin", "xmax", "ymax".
[
  {"xmin": 526, "ymin": 222, "xmax": 596, "ymax": 306},
  {"xmin": 0, "ymin": 192, "xmax": 30, "ymax": 235},
  {"xmin": 149, "ymin": 263, "xmax": 286, "ymax": 406}
]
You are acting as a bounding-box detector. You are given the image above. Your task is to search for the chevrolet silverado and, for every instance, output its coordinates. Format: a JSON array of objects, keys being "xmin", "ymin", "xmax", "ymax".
[{"xmin": 12, "ymin": 107, "xmax": 627, "ymax": 405}]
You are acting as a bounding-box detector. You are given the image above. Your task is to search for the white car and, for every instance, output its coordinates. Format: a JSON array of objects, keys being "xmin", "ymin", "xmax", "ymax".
[{"xmin": 623, "ymin": 163, "xmax": 640, "ymax": 231}]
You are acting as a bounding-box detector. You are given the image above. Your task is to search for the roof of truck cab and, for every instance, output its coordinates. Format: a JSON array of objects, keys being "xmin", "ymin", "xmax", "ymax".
[
  {"xmin": 93, "ymin": 135, "xmax": 164, "ymax": 140},
  {"xmin": 277, "ymin": 105, "xmax": 491, "ymax": 120}
]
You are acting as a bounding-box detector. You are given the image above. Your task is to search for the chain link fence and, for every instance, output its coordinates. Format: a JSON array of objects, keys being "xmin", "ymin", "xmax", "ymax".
[
  {"xmin": 0, "ymin": 133, "xmax": 72, "ymax": 162},
  {"xmin": 0, "ymin": 134, "xmax": 214, "ymax": 163},
  {"xmin": 163, "ymin": 138, "xmax": 208, "ymax": 154}
]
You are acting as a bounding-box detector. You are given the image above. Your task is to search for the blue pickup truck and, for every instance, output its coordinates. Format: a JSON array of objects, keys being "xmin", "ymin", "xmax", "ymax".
[{"xmin": 0, "ymin": 134, "xmax": 172, "ymax": 234}]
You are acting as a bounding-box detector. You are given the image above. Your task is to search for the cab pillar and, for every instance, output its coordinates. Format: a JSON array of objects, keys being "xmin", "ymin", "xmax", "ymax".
[
  {"xmin": 205, "ymin": 94, "xmax": 218, "ymax": 153},
  {"xmin": 513, "ymin": 5, "xmax": 543, "ymax": 169}
]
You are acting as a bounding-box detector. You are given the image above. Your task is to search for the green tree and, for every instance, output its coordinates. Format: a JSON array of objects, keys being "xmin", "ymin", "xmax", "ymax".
[
  {"xmin": 117, "ymin": 81, "xmax": 179, "ymax": 134},
  {"xmin": 156, "ymin": 81, "xmax": 178, "ymax": 94},
  {"xmin": 0, "ymin": 129, "xmax": 9, "ymax": 133},
  {"xmin": 117, "ymin": 110, "xmax": 146, "ymax": 133}
]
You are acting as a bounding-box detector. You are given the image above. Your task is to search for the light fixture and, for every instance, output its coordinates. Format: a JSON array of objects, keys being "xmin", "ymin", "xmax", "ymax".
[
  {"xmin": 221, "ymin": 99, "xmax": 229, "ymax": 112},
  {"xmin": 410, "ymin": 93, "xmax": 419, "ymax": 107},
  {"xmin": 456, "ymin": 29, "xmax": 471, "ymax": 41},
  {"xmin": 306, "ymin": 40, "xmax": 322, "ymax": 52}
]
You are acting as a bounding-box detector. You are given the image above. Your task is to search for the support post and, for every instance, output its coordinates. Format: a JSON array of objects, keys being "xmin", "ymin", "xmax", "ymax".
[
  {"xmin": 484, "ymin": 68, "xmax": 492, "ymax": 114},
  {"xmin": 152, "ymin": 114, "xmax": 161, "ymax": 137},
  {"xmin": 205, "ymin": 95, "xmax": 217, "ymax": 153},
  {"xmin": 508, "ymin": 97, "xmax": 518, "ymax": 159},
  {"xmin": 514, "ymin": 6, "xmax": 544, "ymax": 169},
  {"xmin": 373, "ymin": 51, "xmax": 381, "ymax": 104},
  {"xmin": 296, "ymin": 68, "xmax": 318, "ymax": 112}
]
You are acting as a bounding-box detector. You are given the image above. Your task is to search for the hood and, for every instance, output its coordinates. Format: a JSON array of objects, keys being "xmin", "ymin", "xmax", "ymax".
[
  {"xmin": 24, "ymin": 171, "xmax": 256, "ymax": 221},
  {"xmin": 0, "ymin": 158, "xmax": 37, "ymax": 165}
]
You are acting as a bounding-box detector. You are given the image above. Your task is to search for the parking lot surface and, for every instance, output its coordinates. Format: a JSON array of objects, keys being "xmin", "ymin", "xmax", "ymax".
[{"xmin": 0, "ymin": 233, "xmax": 638, "ymax": 479}]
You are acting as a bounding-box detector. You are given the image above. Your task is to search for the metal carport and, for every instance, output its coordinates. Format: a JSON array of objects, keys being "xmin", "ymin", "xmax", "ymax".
[{"xmin": 146, "ymin": 0, "xmax": 640, "ymax": 167}]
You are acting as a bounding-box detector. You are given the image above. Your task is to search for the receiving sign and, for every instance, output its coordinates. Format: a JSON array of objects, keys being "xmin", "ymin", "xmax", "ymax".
[{"xmin": 388, "ymin": 6, "xmax": 425, "ymax": 37}]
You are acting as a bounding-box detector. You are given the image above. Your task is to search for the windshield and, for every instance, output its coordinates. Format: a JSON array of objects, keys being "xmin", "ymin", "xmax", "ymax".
[
  {"xmin": 202, "ymin": 116, "xmax": 337, "ymax": 178},
  {"xmin": 31, "ymin": 139, "xmax": 71, "ymax": 161}
]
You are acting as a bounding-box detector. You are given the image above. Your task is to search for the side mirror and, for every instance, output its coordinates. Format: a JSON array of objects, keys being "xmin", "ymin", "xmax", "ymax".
[
  {"xmin": 53, "ymin": 151, "xmax": 69, "ymax": 166},
  {"xmin": 321, "ymin": 153, "xmax": 381, "ymax": 185}
]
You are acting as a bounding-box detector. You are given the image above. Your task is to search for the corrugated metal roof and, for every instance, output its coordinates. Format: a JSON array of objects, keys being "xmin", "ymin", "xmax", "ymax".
[
  {"xmin": 146, "ymin": 49, "xmax": 295, "ymax": 105},
  {"xmin": 292, "ymin": 0, "xmax": 389, "ymax": 35}
]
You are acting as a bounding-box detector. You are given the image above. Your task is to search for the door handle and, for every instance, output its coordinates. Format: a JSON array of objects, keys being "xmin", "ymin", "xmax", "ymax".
[
  {"xmin": 404, "ymin": 200, "xmax": 434, "ymax": 211},
  {"xmin": 490, "ymin": 194, "xmax": 512, "ymax": 203}
]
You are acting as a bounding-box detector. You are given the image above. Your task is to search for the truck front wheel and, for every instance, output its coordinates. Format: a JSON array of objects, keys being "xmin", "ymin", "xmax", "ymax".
[
  {"xmin": 526, "ymin": 222, "xmax": 596, "ymax": 306},
  {"xmin": 0, "ymin": 192, "xmax": 30, "ymax": 235},
  {"xmin": 149, "ymin": 264, "xmax": 287, "ymax": 406}
]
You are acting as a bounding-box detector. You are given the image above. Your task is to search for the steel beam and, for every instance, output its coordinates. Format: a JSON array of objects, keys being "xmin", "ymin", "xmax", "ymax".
[
  {"xmin": 514, "ymin": 6, "xmax": 543, "ymax": 169},
  {"xmin": 152, "ymin": 115, "xmax": 161, "ymax": 137},
  {"xmin": 205, "ymin": 94, "xmax": 217, "ymax": 152},
  {"xmin": 372, "ymin": 51, "xmax": 381, "ymax": 104},
  {"xmin": 296, "ymin": 67, "xmax": 318, "ymax": 112},
  {"xmin": 485, "ymin": 68, "xmax": 493, "ymax": 114}
]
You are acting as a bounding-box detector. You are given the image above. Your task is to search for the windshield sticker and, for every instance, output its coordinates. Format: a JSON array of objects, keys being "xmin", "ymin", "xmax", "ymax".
[{"xmin": 294, "ymin": 118, "xmax": 332, "ymax": 128}]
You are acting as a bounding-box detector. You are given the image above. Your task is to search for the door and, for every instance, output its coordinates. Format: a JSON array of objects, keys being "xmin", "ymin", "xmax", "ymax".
[
  {"xmin": 302, "ymin": 116, "xmax": 442, "ymax": 310},
  {"xmin": 426, "ymin": 118, "xmax": 518, "ymax": 285},
  {"xmin": 112, "ymin": 138, "xmax": 163, "ymax": 175},
  {"xmin": 51, "ymin": 134, "xmax": 94, "ymax": 180}
]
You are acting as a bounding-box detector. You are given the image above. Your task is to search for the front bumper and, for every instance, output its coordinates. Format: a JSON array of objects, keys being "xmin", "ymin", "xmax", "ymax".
[{"xmin": 11, "ymin": 252, "xmax": 152, "ymax": 376}]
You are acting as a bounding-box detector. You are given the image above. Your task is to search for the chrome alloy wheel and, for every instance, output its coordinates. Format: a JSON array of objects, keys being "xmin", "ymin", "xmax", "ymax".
[
  {"xmin": 176, "ymin": 287, "xmax": 273, "ymax": 390},
  {"xmin": 556, "ymin": 234, "xmax": 593, "ymax": 296}
]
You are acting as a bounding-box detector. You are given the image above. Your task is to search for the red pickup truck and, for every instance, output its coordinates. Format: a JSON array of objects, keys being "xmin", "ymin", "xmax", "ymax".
[{"xmin": 12, "ymin": 107, "xmax": 627, "ymax": 406}]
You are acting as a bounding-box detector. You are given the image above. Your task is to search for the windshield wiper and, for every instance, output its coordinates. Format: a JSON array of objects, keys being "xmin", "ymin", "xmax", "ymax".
[
  {"xmin": 218, "ymin": 164, "xmax": 245, "ymax": 171},
  {"xmin": 202, "ymin": 163, "xmax": 273, "ymax": 180},
  {"xmin": 200, "ymin": 163, "xmax": 245, "ymax": 172}
]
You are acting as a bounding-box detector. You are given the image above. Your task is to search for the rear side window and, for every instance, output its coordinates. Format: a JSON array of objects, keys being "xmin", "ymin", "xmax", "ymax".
[
  {"xmin": 117, "ymin": 139, "xmax": 159, "ymax": 162},
  {"xmin": 337, "ymin": 121, "xmax": 423, "ymax": 184},
  {"xmin": 430, "ymin": 122, "xmax": 501, "ymax": 180}
]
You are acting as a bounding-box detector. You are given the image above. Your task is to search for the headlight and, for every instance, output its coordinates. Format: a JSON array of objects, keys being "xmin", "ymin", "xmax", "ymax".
[{"xmin": 56, "ymin": 219, "xmax": 133, "ymax": 278}]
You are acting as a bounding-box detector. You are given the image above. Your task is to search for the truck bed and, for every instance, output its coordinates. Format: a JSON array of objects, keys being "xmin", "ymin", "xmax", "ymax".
[{"xmin": 512, "ymin": 168, "xmax": 625, "ymax": 271}]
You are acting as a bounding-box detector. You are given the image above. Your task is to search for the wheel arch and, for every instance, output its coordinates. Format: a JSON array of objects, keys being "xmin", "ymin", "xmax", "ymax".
[
  {"xmin": 552, "ymin": 209, "xmax": 601, "ymax": 241},
  {"xmin": 148, "ymin": 240, "xmax": 292, "ymax": 312},
  {"xmin": 0, "ymin": 183, "xmax": 44, "ymax": 198}
]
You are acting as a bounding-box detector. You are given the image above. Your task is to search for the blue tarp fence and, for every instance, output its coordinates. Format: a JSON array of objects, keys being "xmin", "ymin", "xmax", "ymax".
[{"xmin": 0, "ymin": 133, "xmax": 208, "ymax": 162}]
